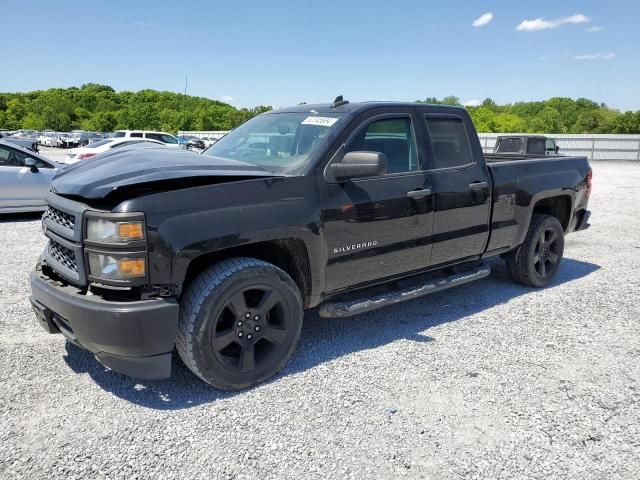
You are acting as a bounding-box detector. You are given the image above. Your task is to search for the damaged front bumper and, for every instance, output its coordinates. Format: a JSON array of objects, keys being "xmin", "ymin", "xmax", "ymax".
[{"xmin": 29, "ymin": 263, "xmax": 179, "ymax": 379}]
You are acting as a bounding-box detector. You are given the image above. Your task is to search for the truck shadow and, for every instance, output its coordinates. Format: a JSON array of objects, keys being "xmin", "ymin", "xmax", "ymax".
[
  {"xmin": 0, "ymin": 212, "xmax": 43, "ymax": 223},
  {"xmin": 62, "ymin": 256, "xmax": 600, "ymax": 410}
]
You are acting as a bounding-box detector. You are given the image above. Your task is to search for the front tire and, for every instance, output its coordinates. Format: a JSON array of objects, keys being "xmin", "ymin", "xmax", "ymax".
[
  {"xmin": 505, "ymin": 214, "xmax": 565, "ymax": 287},
  {"xmin": 176, "ymin": 258, "xmax": 303, "ymax": 390}
]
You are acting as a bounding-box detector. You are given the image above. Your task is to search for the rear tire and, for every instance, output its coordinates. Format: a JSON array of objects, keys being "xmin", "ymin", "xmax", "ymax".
[
  {"xmin": 505, "ymin": 214, "xmax": 564, "ymax": 288},
  {"xmin": 176, "ymin": 257, "xmax": 303, "ymax": 390}
]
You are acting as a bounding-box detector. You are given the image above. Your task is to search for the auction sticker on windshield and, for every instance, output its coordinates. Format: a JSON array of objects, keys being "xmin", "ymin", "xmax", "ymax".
[{"xmin": 301, "ymin": 116, "xmax": 339, "ymax": 127}]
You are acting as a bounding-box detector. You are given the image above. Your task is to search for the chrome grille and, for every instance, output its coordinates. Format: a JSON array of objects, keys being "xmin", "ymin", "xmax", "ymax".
[
  {"xmin": 48, "ymin": 239, "xmax": 78, "ymax": 273},
  {"xmin": 44, "ymin": 206, "xmax": 76, "ymax": 230}
]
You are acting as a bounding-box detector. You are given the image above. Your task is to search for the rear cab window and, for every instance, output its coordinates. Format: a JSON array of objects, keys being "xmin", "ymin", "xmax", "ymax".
[{"xmin": 423, "ymin": 116, "xmax": 474, "ymax": 169}]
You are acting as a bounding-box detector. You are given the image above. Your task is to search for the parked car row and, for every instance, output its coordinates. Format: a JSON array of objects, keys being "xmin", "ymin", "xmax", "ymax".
[
  {"xmin": 1, "ymin": 128, "xmax": 220, "ymax": 152},
  {"xmin": 38, "ymin": 130, "xmax": 108, "ymax": 148}
]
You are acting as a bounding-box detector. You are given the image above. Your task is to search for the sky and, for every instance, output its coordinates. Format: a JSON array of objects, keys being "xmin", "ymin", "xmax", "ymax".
[{"xmin": 1, "ymin": 0, "xmax": 639, "ymax": 110}]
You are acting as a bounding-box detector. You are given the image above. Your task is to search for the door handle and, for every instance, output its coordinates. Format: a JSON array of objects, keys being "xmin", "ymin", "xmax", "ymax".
[
  {"xmin": 406, "ymin": 188, "xmax": 432, "ymax": 199},
  {"xmin": 468, "ymin": 181, "xmax": 488, "ymax": 191}
]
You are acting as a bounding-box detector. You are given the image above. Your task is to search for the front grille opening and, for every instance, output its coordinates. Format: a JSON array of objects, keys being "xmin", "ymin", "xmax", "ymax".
[
  {"xmin": 44, "ymin": 206, "xmax": 76, "ymax": 230},
  {"xmin": 89, "ymin": 284, "xmax": 141, "ymax": 302},
  {"xmin": 48, "ymin": 240, "xmax": 78, "ymax": 272},
  {"xmin": 51, "ymin": 314, "xmax": 74, "ymax": 335}
]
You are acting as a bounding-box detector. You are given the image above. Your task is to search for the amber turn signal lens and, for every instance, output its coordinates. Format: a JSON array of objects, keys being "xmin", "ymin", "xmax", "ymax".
[
  {"xmin": 117, "ymin": 259, "xmax": 146, "ymax": 278},
  {"xmin": 117, "ymin": 222, "xmax": 144, "ymax": 240}
]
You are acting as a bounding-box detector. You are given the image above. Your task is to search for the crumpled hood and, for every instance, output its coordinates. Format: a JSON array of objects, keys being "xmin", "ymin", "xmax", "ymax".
[{"xmin": 51, "ymin": 146, "xmax": 278, "ymax": 199}]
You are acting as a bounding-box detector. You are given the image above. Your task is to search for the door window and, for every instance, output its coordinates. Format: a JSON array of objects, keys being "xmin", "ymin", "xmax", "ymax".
[
  {"xmin": 0, "ymin": 146, "xmax": 24, "ymax": 166},
  {"xmin": 346, "ymin": 117, "xmax": 418, "ymax": 173},
  {"xmin": 130, "ymin": 132, "xmax": 143, "ymax": 138},
  {"xmin": 0, "ymin": 146, "xmax": 51, "ymax": 168},
  {"xmin": 424, "ymin": 116, "xmax": 473, "ymax": 169},
  {"xmin": 545, "ymin": 139, "xmax": 556, "ymax": 152}
]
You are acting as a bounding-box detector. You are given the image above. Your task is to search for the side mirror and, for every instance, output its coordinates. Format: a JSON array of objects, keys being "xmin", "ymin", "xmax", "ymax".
[
  {"xmin": 555, "ymin": 145, "xmax": 560, "ymax": 154},
  {"xmin": 327, "ymin": 151, "xmax": 387, "ymax": 183},
  {"xmin": 24, "ymin": 157, "xmax": 39, "ymax": 172}
]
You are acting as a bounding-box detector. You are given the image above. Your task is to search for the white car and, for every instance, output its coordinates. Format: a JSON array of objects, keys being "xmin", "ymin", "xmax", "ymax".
[
  {"xmin": 41, "ymin": 131, "xmax": 57, "ymax": 147},
  {"xmin": 113, "ymin": 130, "xmax": 182, "ymax": 148},
  {"xmin": 65, "ymin": 137, "xmax": 165, "ymax": 163}
]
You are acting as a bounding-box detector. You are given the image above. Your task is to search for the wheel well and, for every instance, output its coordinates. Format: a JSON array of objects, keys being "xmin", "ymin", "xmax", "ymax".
[
  {"xmin": 182, "ymin": 239, "xmax": 312, "ymax": 306},
  {"xmin": 532, "ymin": 195, "xmax": 571, "ymax": 230}
]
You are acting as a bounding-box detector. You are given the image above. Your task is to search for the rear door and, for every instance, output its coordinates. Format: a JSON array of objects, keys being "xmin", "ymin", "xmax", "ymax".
[
  {"xmin": 418, "ymin": 111, "xmax": 492, "ymax": 267},
  {"xmin": 319, "ymin": 108, "xmax": 434, "ymax": 292}
]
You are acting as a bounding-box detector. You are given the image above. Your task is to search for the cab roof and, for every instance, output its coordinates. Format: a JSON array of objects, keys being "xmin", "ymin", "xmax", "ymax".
[{"xmin": 270, "ymin": 101, "xmax": 466, "ymax": 116}]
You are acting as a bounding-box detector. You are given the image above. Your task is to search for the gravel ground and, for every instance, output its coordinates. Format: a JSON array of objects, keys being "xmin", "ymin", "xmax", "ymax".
[{"xmin": 1, "ymin": 161, "xmax": 639, "ymax": 479}]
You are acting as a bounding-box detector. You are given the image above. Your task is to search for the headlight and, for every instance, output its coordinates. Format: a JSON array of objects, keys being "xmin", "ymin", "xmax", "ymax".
[
  {"xmin": 87, "ymin": 218, "xmax": 144, "ymax": 243},
  {"xmin": 88, "ymin": 253, "xmax": 146, "ymax": 279}
]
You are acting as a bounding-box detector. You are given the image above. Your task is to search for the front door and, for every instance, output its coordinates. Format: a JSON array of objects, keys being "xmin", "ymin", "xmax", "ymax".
[{"xmin": 320, "ymin": 112, "xmax": 434, "ymax": 293}]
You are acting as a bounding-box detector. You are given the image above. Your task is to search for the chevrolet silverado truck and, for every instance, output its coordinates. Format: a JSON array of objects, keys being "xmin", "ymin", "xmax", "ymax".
[{"xmin": 29, "ymin": 99, "xmax": 592, "ymax": 390}]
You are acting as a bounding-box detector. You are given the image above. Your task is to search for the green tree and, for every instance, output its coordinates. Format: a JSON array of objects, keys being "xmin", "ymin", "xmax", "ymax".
[
  {"xmin": 574, "ymin": 109, "xmax": 617, "ymax": 133},
  {"xmin": 493, "ymin": 113, "xmax": 526, "ymax": 133},
  {"xmin": 21, "ymin": 113, "xmax": 46, "ymax": 130},
  {"xmin": 529, "ymin": 107, "xmax": 566, "ymax": 133}
]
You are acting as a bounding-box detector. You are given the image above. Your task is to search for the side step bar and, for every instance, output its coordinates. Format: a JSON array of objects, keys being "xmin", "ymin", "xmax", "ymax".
[{"xmin": 319, "ymin": 263, "xmax": 491, "ymax": 318}]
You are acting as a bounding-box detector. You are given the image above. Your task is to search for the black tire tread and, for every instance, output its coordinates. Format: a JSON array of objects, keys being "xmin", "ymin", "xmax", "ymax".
[
  {"xmin": 505, "ymin": 213, "xmax": 563, "ymax": 287},
  {"xmin": 176, "ymin": 257, "xmax": 302, "ymax": 390}
]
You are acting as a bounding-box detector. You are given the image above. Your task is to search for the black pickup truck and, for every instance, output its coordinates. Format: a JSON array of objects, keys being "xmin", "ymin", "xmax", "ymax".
[{"xmin": 29, "ymin": 99, "xmax": 592, "ymax": 390}]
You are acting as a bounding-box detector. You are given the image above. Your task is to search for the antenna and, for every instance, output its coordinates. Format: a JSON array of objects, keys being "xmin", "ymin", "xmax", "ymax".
[
  {"xmin": 331, "ymin": 95, "xmax": 349, "ymax": 108},
  {"xmin": 180, "ymin": 74, "xmax": 188, "ymax": 137}
]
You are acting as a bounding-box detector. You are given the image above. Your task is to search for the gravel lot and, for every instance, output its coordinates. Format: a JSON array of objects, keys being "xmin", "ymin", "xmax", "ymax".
[{"xmin": 1, "ymin": 160, "xmax": 639, "ymax": 479}]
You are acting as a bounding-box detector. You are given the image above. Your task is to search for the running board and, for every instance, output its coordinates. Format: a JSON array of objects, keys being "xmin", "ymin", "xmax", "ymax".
[{"xmin": 319, "ymin": 263, "xmax": 491, "ymax": 318}]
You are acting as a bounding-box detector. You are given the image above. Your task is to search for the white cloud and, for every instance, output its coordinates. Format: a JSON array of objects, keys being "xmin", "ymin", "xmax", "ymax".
[
  {"xmin": 463, "ymin": 99, "xmax": 482, "ymax": 107},
  {"xmin": 132, "ymin": 21, "xmax": 151, "ymax": 27},
  {"xmin": 574, "ymin": 53, "xmax": 616, "ymax": 60},
  {"xmin": 472, "ymin": 13, "xmax": 494, "ymax": 28},
  {"xmin": 516, "ymin": 13, "xmax": 589, "ymax": 32},
  {"xmin": 220, "ymin": 95, "xmax": 234, "ymax": 103},
  {"xmin": 586, "ymin": 25, "xmax": 604, "ymax": 33}
]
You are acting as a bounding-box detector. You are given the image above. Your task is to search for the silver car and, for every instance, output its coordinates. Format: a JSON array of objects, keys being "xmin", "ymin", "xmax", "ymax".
[{"xmin": 0, "ymin": 140, "xmax": 61, "ymax": 213}]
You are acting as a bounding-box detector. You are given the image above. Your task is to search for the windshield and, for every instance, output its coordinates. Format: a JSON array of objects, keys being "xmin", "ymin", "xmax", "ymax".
[{"xmin": 202, "ymin": 112, "xmax": 343, "ymax": 173}]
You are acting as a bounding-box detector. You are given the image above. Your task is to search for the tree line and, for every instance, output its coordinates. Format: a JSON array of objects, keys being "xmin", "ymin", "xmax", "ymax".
[
  {"xmin": 418, "ymin": 96, "xmax": 640, "ymax": 134},
  {"xmin": 0, "ymin": 84, "xmax": 272, "ymax": 133},
  {"xmin": 1, "ymin": 84, "xmax": 639, "ymax": 134}
]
